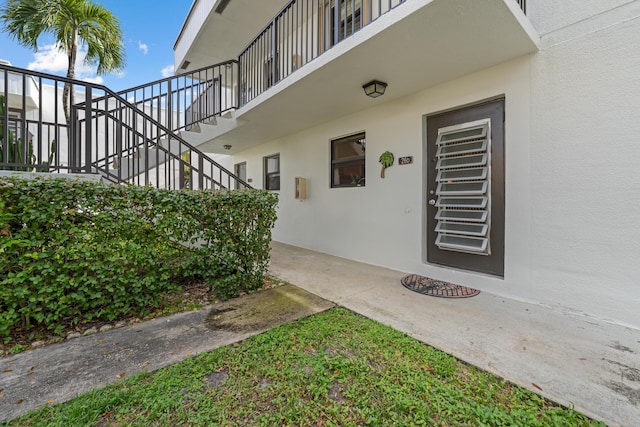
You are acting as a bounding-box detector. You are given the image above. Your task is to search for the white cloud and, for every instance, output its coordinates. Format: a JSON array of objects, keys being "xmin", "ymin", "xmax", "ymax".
[
  {"xmin": 138, "ymin": 41, "xmax": 149, "ymax": 55},
  {"xmin": 27, "ymin": 43, "xmax": 104, "ymax": 83},
  {"xmin": 27, "ymin": 44, "xmax": 69, "ymax": 73},
  {"xmin": 161, "ymin": 64, "xmax": 174, "ymax": 78},
  {"xmin": 82, "ymin": 76, "xmax": 104, "ymax": 84}
]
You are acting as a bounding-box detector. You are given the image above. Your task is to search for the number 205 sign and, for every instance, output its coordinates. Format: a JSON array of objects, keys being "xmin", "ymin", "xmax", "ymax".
[{"xmin": 398, "ymin": 156, "xmax": 413, "ymax": 165}]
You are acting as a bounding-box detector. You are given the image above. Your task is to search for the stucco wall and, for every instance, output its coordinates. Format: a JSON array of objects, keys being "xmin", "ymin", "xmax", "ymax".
[
  {"xmin": 528, "ymin": 0, "xmax": 635, "ymax": 36},
  {"xmin": 232, "ymin": 2, "xmax": 640, "ymax": 328},
  {"xmin": 528, "ymin": 1, "xmax": 640, "ymax": 325}
]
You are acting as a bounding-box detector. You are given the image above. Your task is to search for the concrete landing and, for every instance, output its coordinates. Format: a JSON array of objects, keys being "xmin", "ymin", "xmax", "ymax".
[
  {"xmin": 0, "ymin": 284, "xmax": 334, "ymax": 423},
  {"xmin": 268, "ymin": 242, "xmax": 640, "ymax": 427}
]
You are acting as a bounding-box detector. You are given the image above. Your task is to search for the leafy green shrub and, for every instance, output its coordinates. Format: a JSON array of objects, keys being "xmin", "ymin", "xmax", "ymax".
[{"xmin": 0, "ymin": 177, "xmax": 278, "ymax": 339}]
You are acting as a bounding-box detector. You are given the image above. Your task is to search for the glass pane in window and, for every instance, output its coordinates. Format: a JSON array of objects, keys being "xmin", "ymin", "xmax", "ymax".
[
  {"xmin": 266, "ymin": 174, "xmax": 280, "ymax": 191},
  {"xmin": 333, "ymin": 135, "xmax": 365, "ymax": 161},
  {"xmin": 342, "ymin": 0, "xmax": 362, "ymax": 16},
  {"xmin": 266, "ymin": 156, "xmax": 279, "ymax": 173},
  {"xmin": 332, "ymin": 161, "xmax": 365, "ymax": 187},
  {"xmin": 340, "ymin": 0, "xmax": 362, "ymax": 38},
  {"xmin": 330, "ymin": 0, "xmax": 363, "ymax": 45},
  {"xmin": 264, "ymin": 154, "xmax": 280, "ymax": 190}
]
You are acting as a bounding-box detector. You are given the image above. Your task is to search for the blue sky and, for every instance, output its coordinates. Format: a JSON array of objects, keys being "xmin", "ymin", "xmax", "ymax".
[{"xmin": 0, "ymin": 1, "xmax": 193, "ymax": 91}]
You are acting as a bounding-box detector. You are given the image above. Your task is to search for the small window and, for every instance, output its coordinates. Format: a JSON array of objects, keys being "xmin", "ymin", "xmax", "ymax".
[
  {"xmin": 331, "ymin": 132, "xmax": 365, "ymax": 187},
  {"xmin": 264, "ymin": 154, "xmax": 280, "ymax": 190}
]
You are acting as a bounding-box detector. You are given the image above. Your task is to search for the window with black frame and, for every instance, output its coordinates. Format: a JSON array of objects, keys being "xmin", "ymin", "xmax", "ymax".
[
  {"xmin": 329, "ymin": 0, "xmax": 363, "ymax": 47},
  {"xmin": 264, "ymin": 154, "xmax": 280, "ymax": 190},
  {"xmin": 331, "ymin": 132, "xmax": 365, "ymax": 187}
]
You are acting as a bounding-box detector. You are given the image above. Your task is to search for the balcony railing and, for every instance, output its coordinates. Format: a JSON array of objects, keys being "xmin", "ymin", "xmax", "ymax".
[
  {"xmin": 1, "ymin": 63, "xmax": 249, "ymax": 190},
  {"xmin": 236, "ymin": 0, "xmax": 527, "ymax": 105},
  {"xmin": 238, "ymin": 0, "xmax": 406, "ymax": 105}
]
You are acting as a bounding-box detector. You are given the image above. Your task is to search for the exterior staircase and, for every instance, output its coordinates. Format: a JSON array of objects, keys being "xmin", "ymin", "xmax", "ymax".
[
  {"xmin": 177, "ymin": 112, "xmax": 245, "ymax": 149},
  {"xmin": 1, "ymin": 61, "xmax": 248, "ymax": 190},
  {"xmin": 93, "ymin": 60, "xmax": 246, "ymax": 186},
  {"xmin": 105, "ymin": 112, "xmax": 242, "ymax": 182}
]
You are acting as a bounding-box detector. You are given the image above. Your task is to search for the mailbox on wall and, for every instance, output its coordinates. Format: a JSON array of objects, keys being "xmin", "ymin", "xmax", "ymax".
[{"xmin": 295, "ymin": 177, "xmax": 307, "ymax": 200}]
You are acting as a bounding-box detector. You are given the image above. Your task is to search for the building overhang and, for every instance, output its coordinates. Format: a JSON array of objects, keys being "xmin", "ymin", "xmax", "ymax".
[
  {"xmin": 174, "ymin": 0, "xmax": 287, "ymax": 72},
  {"xmin": 182, "ymin": 0, "xmax": 539, "ymax": 154}
]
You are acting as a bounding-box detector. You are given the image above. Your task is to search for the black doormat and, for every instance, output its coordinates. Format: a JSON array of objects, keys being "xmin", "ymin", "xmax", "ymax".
[{"xmin": 400, "ymin": 274, "xmax": 480, "ymax": 298}]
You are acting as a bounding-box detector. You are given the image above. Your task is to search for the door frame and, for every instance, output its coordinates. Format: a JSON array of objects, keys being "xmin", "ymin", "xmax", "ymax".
[
  {"xmin": 234, "ymin": 161, "xmax": 247, "ymax": 190},
  {"xmin": 423, "ymin": 96, "xmax": 505, "ymax": 277}
]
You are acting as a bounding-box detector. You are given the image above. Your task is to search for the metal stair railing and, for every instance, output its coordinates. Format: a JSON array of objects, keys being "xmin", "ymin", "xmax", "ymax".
[
  {"xmin": 1, "ymin": 62, "xmax": 249, "ymax": 190},
  {"xmin": 2, "ymin": 63, "xmax": 84, "ymax": 175},
  {"xmin": 74, "ymin": 81, "xmax": 248, "ymax": 190},
  {"xmin": 83, "ymin": 60, "xmax": 241, "ymax": 189},
  {"xmin": 116, "ymin": 60, "xmax": 238, "ymax": 135}
]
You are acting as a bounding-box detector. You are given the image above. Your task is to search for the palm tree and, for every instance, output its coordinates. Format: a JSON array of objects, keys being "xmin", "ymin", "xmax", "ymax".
[{"xmin": 0, "ymin": 0, "xmax": 125, "ymax": 122}]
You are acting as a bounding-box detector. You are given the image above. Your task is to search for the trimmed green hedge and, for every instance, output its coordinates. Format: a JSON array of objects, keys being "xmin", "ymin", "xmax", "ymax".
[{"xmin": 0, "ymin": 177, "xmax": 278, "ymax": 339}]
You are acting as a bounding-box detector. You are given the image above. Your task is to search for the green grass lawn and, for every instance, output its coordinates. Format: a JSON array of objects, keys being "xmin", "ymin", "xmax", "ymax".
[{"xmin": 7, "ymin": 308, "xmax": 603, "ymax": 426}]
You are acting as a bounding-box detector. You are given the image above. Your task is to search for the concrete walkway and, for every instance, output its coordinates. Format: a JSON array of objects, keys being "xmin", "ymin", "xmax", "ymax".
[
  {"xmin": 2, "ymin": 243, "xmax": 638, "ymax": 425},
  {"xmin": 0, "ymin": 285, "xmax": 334, "ymax": 423},
  {"xmin": 269, "ymin": 242, "xmax": 640, "ymax": 427}
]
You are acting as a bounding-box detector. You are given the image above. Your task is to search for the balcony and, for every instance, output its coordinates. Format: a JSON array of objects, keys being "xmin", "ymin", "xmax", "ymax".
[
  {"xmin": 174, "ymin": 0, "xmax": 287, "ymax": 72},
  {"xmin": 175, "ymin": 0, "xmax": 538, "ymax": 154}
]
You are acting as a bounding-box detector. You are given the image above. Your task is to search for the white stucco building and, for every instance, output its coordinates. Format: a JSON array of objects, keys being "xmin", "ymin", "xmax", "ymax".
[{"xmin": 173, "ymin": 0, "xmax": 639, "ymax": 329}]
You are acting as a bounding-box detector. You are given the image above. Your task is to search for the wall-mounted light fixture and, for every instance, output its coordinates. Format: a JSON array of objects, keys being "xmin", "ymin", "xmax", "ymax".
[{"xmin": 362, "ymin": 80, "xmax": 387, "ymax": 98}]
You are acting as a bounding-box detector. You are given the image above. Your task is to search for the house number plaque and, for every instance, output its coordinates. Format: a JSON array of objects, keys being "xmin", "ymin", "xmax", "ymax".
[{"xmin": 398, "ymin": 156, "xmax": 413, "ymax": 165}]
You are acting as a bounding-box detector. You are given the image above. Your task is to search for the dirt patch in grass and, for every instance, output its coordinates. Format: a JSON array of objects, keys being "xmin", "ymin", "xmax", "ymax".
[
  {"xmin": 203, "ymin": 368, "xmax": 229, "ymax": 390},
  {"xmin": 328, "ymin": 382, "xmax": 346, "ymax": 402},
  {"xmin": 205, "ymin": 284, "xmax": 327, "ymax": 333}
]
